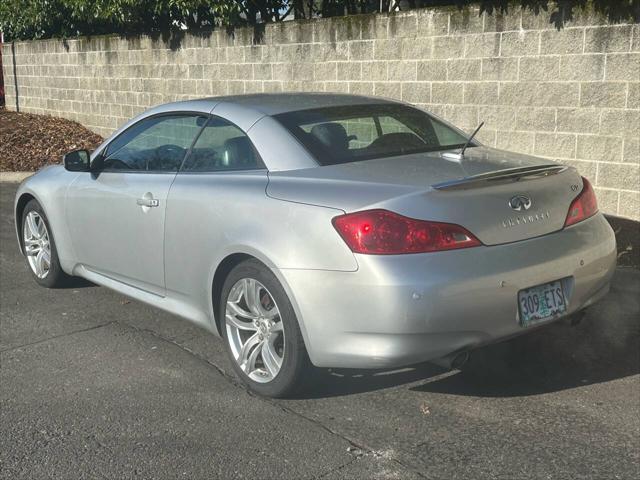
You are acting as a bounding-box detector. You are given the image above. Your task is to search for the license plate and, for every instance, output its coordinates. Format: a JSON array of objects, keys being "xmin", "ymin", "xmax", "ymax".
[{"xmin": 518, "ymin": 280, "xmax": 567, "ymax": 327}]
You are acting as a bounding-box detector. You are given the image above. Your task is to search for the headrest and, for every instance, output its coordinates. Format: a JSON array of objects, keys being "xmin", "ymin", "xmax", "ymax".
[
  {"xmin": 310, "ymin": 122, "xmax": 350, "ymax": 152},
  {"xmin": 223, "ymin": 136, "xmax": 256, "ymax": 167}
]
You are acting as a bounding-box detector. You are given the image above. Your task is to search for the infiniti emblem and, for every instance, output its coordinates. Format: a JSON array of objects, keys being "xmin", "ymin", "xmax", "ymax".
[{"xmin": 509, "ymin": 195, "xmax": 532, "ymax": 211}]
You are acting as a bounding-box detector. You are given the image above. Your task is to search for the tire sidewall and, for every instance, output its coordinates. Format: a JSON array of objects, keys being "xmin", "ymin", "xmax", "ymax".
[
  {"xmin": 21, "ymin": 200, "xmax": 66, "ymax": 288},
  {"xmin": 220, "ymin": 259, "xmax": 307, "ymax": 398}
]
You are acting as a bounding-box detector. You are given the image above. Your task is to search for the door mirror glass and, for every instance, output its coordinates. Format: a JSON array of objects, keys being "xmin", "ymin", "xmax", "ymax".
[{"xmin": 63, "ymin": 150, "xmax": 91, "ymax": 172}]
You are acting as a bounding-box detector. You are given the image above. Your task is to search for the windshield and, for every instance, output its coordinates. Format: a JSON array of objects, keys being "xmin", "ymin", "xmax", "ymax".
[{"xmin": 274, "ymin": 104, "xmax": 471, "ymax": 166}]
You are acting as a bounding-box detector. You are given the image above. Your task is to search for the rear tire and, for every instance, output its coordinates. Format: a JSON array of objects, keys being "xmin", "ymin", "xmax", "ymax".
[
  {"xmin": 220, "ymin": 259, "xmax": 310, "ymax": 398},
  {"xmin": 21, "ymin": 199, "xmax": 70, "ymax": 288}
]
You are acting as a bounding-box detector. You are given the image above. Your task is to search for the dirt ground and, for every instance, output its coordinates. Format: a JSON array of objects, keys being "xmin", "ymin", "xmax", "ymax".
[{"xmin": 0, "ymin": 107, "xmax": 103, "ymax": 171}]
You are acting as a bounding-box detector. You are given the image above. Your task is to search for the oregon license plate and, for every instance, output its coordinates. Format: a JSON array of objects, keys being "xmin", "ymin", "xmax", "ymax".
[{"xmin": 518, "ymin": 280, "xmax": 567, "ymax": 327}]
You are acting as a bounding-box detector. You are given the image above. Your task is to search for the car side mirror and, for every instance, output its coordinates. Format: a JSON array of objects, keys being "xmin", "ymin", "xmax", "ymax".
[{"xmin": 63, "ymin": 150, "xmax": 91, "ymax": 172}]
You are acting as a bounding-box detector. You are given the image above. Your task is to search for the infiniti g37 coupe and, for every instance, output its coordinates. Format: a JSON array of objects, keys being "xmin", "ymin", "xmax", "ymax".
[{"xmin": 14, "ymin": 93, "xmax": 616, "ymax": 397}]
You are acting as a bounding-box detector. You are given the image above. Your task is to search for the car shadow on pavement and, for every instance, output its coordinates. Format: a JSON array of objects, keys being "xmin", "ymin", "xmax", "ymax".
[
  {"xmin": 301, "ymin": 268, "xmax": 639, "ymax": 399},
  {"xmin": 58, "ymin": 277, "xmax": 96, "ymax": 289}
]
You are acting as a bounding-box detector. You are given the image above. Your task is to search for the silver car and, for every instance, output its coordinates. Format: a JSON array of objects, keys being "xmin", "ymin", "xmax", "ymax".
[{"xmin": 14, "ymin": 93, "xmax": 616, "ymax": 397}]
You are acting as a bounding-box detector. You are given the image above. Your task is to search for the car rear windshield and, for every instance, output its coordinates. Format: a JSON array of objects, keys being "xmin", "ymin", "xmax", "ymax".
[{"xmin": 273, "ymin": 104, "xmax": 470, "ymax": 166}]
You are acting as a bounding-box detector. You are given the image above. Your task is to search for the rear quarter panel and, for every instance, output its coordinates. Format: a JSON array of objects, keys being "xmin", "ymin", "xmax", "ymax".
[{"xmin": 163, "ymin": 171, "xmax": 358, "ymax": 331}]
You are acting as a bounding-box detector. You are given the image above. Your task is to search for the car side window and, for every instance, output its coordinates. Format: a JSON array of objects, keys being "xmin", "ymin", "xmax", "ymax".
[
  {"xmin": 101, "ymin": 115, "xmax": 206, "ymax": 172},
  {"xmin": 181, "ymin": 116, "xmax": 263, "ymax": 172}
]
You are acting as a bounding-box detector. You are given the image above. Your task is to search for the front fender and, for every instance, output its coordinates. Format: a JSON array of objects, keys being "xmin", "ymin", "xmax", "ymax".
[{"xmin": 13, "ymin": 166, "xmax": 80, "ymax": 274}]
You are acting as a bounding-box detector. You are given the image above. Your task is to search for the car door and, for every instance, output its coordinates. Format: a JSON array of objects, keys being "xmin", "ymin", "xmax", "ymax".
[
  {"xmin": 65, "ymin": 113, "xmax": 208, "ymax": 296},
  {"xmin": 163, "ymin": 115, "xmax": 268, "ymax": 316}
]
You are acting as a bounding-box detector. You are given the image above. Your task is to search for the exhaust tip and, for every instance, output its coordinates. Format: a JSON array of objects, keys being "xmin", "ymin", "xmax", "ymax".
[
  {"xmin": 431, "ymin": 351, "xmax": 470, "ymax": 371},
  {"xmin": 451, "ymin": 351, "xmax": 470, "ymax": 370}
]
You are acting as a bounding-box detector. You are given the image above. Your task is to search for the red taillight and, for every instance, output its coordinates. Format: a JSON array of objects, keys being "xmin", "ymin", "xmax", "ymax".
[
  {"xmin": 564, "ymin": 177, "xmax": 598, "ymax": 227},
  {"xmin": 332, "ymin": 209, "xmax": 482, "ymax": 255}
]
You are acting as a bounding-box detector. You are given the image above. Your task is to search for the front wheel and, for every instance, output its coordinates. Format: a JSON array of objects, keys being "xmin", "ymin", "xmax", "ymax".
[
  {"xmin": 21, "ymin": 199, "xmax": 70, "ymax": 288},
  {"xmin": 220, "ymin": 259, "xmax": 310, "ymax": 398}
]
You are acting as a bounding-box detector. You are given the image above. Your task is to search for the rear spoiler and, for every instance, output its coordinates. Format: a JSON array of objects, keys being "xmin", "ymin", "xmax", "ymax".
[{"xmin": 432, "ymin": 165, "xmax": 567, "ymax": 191}]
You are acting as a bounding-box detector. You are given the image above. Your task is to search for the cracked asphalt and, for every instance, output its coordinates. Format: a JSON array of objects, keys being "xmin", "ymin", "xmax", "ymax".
[{"xmin": 1, "ymin": 182, "xmax": 639, "ymax": 479}]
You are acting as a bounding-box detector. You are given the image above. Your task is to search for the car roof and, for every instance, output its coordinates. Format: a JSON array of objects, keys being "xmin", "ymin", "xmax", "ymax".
[
  {"xmin": 209, "ymin": 93, "xmax": 400, "ymax": 116},
  {"xmin": 169, "ymin": 93, "xmax": 401, "ymax": 117}
]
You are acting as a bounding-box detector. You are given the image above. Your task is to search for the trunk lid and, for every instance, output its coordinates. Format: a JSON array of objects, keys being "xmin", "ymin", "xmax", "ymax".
[{"xmin": 266, "ymin": 147, "xmax": 583, "ymax": 246}]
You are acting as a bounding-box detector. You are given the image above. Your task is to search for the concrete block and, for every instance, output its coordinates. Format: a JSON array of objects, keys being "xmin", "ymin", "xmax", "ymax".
[
  {"xmin": 374, "ymin": 39, "xmax": 401, "ymax": 60},
  {"xmin": 292, "ymin": 63, "xmax": 314, "ymax": 81},
  {"xmin": 559, "ymin": 54, "xmax": 605, "ymax": 81},
  {"xmin": 417, "ymin": 60, "xmax": 447, "ymax": 81},
  {"xmin": 388, "ymin": 13, "xmax": 418, "ymax": 38},
  {"xmin": 401, "ymin": 37, "xmax": 432, "ymax": 60},
  {"xmin": 499, "ymin": 82, "xmax": 579, "ymax": 107},
  {"xmin": 597, "ymin": 163, "xmax": 640, "ymax": 190},
  {"xmin": 519, "ymin": 56, "xmax": 560, "ymax": 82},
  {"xmin": 593, "ymin": 188, "xmax": 619, "ymax": 214},
  {"xmin": 500, "ymin": 31, "xmax": 539, "ymax": 57},
  {"xmin": 432, "ymin": 82, "xmax": 464, "ymax": 104},
  {"xmin": 374, "ymin": 82, "xmax": 403, "ymax": 101},
  {"xmin": 628, "ymin": 82, "xmax": 640, "ymax": 109},
  {"xmin": 478, "ymin": 105, "xmax": 517, "ymax": 130},
  {"xmin": 580, "ymin": 82, "xmax": 627, "ymax": 108},
  {"xmin": 463, "ymin": 82, "xmax": 499, "ymax": 105},
  {"xmin": 348, "ymin": 82, "xmax": 374, "ymax": 95},
  {"xmin": 540, "ymin": 28, "xmax": 585, "ymax": 55},
  {"xmin": 600, "ymin": 109, "xmax": 640, "ymax": 138},
  {"xmin": 484, "ymin": 11, "xmax": 522, "ymax": 33},
  {"xmin": 534, "ymin": 132, "xmax": 577, "ymax": 159},
  {"xmin": 447, "ymin": 59, "xmax": 481, "ymax": 81},
  {"xmin": 401, "ymin": 82, "xmax": 431, "ymax": 104},
  {"xmin": 481, "ymin": 57, "xmax": 518, "ymax": 81},
  {"xmin": 349, "ymin": 41, "xmax": 374, "ymax": 61},
  {"xmin": 623, "ymin": 137, "xmax": 640, "ymax": 164},
  {"xmin": 443, "ymin": 105, "xmax": 479, "ymax": 130},
  {"xmin": 450, "ymin": 8, "xmax": 484, "ymax": 34},
  {"xmin": 432, "ymin": 36, "xmax": 464, "ymax": 59},
  {"xmin": 361, "ymin": 14, "xmax": 389, "ymax": 40},
  {"xmin": 313, "ymin": 62, "xmax": 337, "ymax": 82},
  {"xmin": 416, "ymin": 10, "xmax": 450, "ymax": 37},
  {"xmin": 464, "ymin": 33, "xmax": 500, "ymax": 58},
  {"xmin": 605, "ymin": 53, "xmax": 640, "ymax": 81},
  {"xmin": 633, "ymin": 25, "xmax": 640, "ymax": 51},
  {"xmin": 515, "ymin": 107, "xmax": 556, "ymax": 132},
  {"xmin": 618, "ymin": 191, "xmax": 640, "ymax": 219},
  {"xmin": 254, "ymin": 63, "xmax": 273, "ymax": 81},
  {"xmin": 361, "ymin": 62, "xmax": 388, "ymax": 81},
  {"xmin": 576, "ymin": 135, "xmax": 624, "ymax": 162},
  {"xmin": 337, "ymin": 62, "xmax": 362, "ymax": 81},
  {"xmin": 585, "ymin": 26, "xmax": 633, "ymax": 53},
  {"xmin": 388, "ymin": 61, "xmax": 417, "ymax": 81},
  {"xmin": 556, "ymin": 107, "xmax": 600, "ymax": 134},
  {"xmin": 496, "ymin": 130, "xmax": 535, "ymax": 154}
]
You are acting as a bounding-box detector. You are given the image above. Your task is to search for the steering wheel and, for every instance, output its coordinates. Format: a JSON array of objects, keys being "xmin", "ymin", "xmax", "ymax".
[
  {"xmin": 103, "ymin": 158, "xmax": 133, "ymax": 170},
  {"xmin": 148, "ymin": 144, "xmax": 185, "ymax": 170}
]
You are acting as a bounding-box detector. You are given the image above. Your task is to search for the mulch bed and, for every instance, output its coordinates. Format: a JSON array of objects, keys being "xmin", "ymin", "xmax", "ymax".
[{"xmin": 0, "ymin": 107, "xmax": 103, "ymax": 171}]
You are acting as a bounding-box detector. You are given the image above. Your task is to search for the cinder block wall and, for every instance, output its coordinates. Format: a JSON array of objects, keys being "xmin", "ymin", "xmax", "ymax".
[{"xmin": 2, "ymin": 7, "xmax": 639, "ymax": 219}]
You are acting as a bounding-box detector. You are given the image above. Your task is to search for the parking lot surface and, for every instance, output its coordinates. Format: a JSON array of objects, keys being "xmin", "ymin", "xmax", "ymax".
[{"xmin": 1, "ymin": 182, "xmax": 638, "ymax": 479}]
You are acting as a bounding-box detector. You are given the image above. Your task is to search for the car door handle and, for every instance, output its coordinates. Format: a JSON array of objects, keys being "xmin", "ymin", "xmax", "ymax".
[{"xmin": 137, "ymin": 198, "xmax": 159, "ymax": 207}]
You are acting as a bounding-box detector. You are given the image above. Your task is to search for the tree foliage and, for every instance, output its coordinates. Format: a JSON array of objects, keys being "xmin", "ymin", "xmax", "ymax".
[{"xmin": 0, "ymin": 1, "xmax": 638, "ymax": 42}]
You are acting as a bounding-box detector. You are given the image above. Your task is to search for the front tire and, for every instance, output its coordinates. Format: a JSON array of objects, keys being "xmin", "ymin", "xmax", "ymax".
[
  {"xmin": 220, "ymin": 259, "xmax": 310, "ymax": 398},
  {"xmin": 21, "ymin": 199, "xmax": 69, "ymax": 288}
]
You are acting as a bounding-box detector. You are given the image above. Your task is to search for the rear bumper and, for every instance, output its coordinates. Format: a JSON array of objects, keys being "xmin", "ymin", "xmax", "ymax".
[{"xmin": 279, "ymin": 213, "xmax": 616, "ymax": 368}]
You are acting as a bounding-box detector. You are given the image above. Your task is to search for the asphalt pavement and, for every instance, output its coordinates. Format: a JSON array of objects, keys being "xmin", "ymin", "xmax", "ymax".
[{"xmin": 1, "ymin": 181, "xmax": 638, "ymax": 479}]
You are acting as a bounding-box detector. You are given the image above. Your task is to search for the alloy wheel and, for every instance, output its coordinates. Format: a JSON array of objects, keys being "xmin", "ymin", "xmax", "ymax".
[
  {"xmin": 23, "ymin": 211, "xmax": 51, "ymax": 279},
  {"xmin": 225, "ymin": 278, "xmax": 285, "ymax": 383}
]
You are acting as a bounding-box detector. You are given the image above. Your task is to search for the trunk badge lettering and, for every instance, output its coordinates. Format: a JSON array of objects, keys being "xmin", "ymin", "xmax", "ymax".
[{"xmin": 502, "ymin": 211, "xmax": 551, "ymax": 228}]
